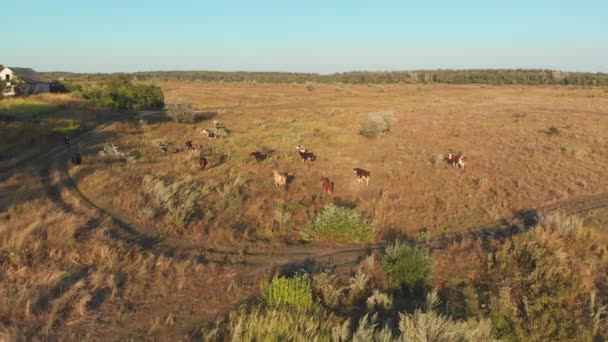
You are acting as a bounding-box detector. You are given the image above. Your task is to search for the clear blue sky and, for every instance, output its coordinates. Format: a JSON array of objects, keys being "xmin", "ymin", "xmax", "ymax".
[{"xmin": 3, "ymin": 0, "xmax": 607, "ymax": 73}]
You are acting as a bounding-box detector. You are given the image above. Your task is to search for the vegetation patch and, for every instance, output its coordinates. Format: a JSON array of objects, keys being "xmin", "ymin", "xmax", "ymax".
[
  {"xmin": 261, "ymin": 275, "xmax": 314, "ymax": 310},
  {"xmin": 303, "ymin": 205, "xmax": 373, "ymax": 243},
  {"xmin": 0, "ymin": 98, "xmax": 60, "ymax": 118},
  {"xmin": 381, "ymin": 241, "xmax": 432, "ymax": 291},
  {"xmin": 79, "ymin": 76, "xmax": 164, "ymax": 111},
  {"xmin": 142, "ymin": 175, "xmax": 210, "ymax": 226},
  {"xmin": 359, "ymin": 111, "xmax": 394, "ymax": 137},
  {"xmin": 166, "ymin": 102, "xmax": 196, "ymax": 123}
]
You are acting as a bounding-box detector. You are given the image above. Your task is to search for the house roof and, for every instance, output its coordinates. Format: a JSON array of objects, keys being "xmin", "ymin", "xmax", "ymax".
[{"xmin": 4, "ymin": 67, "xmax": 48, "ymax": 84}]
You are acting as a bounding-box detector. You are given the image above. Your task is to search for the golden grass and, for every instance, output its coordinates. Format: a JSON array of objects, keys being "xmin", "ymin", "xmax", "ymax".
[
  {"xmin": 78, "ymin": 83, "xmax": 608, "ymax": 247},
  {"xmin": 0, "ymin": 166, "xmax": 244, "ymax": 339},
  {"xmin": 2, "ymin": 83, "xmax": 608, "ymax": 339}
]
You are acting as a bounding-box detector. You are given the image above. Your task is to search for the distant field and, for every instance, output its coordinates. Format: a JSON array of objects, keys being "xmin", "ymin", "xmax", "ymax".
[{"xmin": 76, "ymin": 82, "xmax": 608, "ymax": 248}]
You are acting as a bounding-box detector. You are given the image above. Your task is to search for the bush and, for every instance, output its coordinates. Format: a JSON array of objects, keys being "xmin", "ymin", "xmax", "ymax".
[
  {"xmin": 79, "ymin": 77, "xmax": 164, "ymax": 111},
  {"xmin": 221, "ymin": 306, "xmax": 336, "ymax": 341},
  {"xmin": 142, "ymin": 175, "xmax": 210, "ymax": 226},
  {"xmin": 128, "ymin": 84, "xmax": 165, "ymax": 110},
  {"xmin": 359, "ymin": 111, "xmax": 394, "ymax": 137},
  {"xmin": 166, "ymin": 102, "xmax": 196, "ymax": 123},
  {"xmin": 261, "ymin": 275, "xmax": 314, "ymax": 310},
  {"xmin": 487, "ymin": 219, "xmax": 605, "ymax": 340},
  {"xmin": 381, "ymin": 241, "xmax": 432, "ymax": 291},
  {"xmin": 303, "ymin": 205, "xmax": 374, "ymax": 243}
]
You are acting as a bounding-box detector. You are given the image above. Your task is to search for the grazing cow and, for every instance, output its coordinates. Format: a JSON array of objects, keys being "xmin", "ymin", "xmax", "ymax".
[
  {"xmin": 250, "ymin": 151, "xmax": 266, "ymax": 162},
  {"xmin": 446, "ymin": 152, "xmax": 466, "ymax": 169},
  {"xmin": 185, "ymin": 140, "xmax": 199, "ymax": 152},
  {"xmin": 199, "ymin": 155, "xmax": 208, "ymax": 170},
  {"xmin": 213, "ymin": 120, "xmax": 225, "ymax": 129},
  {"xmin": 296, "ymin": 145, "xmax": 307, "ymax": 153},
  {"xmin": 201, "ymin": 129, "xmax": 218, "ymax": 140},
  {"xmin": 320, "ymin": 177, "xmax": 334, "ymax": 196},
  {"xmin": 159, "ymin": 143, "xmax": 168, "ymax": 154},
  {"xmin": 71, "ymin": 153, "xmax": 82, "ymax": 165},
  {"xmin": 353, "ymin": 168, "xmax": 370, "ymax": 185},
  {"xmin": 273, "ymin": 171, "xmax": 287, "ymax": 189},
  {"xmin": 64, "ymin": 136, "xmax": 71, "ymax": 150},
  {"xmin": 299, "ymin": 151, "xmax": 316, "ymax": 163}
]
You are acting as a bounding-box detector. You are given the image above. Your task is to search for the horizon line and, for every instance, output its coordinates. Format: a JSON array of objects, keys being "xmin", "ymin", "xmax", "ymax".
[{"xmin": 35, "ymin": 67, "xmax": 608, "ymax": 75}]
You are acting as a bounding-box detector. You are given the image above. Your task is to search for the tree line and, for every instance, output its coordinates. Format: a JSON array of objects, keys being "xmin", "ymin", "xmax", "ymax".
[{"xmin": 42, "ymin": 69, "xmax": 608, "ymax": 86}]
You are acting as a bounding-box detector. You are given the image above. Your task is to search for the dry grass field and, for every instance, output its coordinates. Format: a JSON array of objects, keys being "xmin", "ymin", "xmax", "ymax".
[
  {"xmin": 78, "ymin": 82, "xmax": 608, "ymax": 247},
  {"xmin": 1, "ymin": 84, "xmax": 607, "ymax": 339}
]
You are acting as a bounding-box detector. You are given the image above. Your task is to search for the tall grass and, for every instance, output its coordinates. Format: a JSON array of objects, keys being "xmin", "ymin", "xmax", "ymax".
[{"xmin": 142, "ymin": 175, "xmax": 211, "ymax": 226}]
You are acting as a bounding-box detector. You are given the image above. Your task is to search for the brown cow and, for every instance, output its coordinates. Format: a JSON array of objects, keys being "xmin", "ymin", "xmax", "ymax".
[
  {"xmin": 353, "ymin": 168, "xmax": 370, "ymax": 185},
  {"xmin": 199, "ymin": 156, "xmax": 208, "ymax": 170},
  {"xmin": 185, "ymin": 140, "xmax": 199, "ymax": 152},
  {"xmin": 320, "ymin": 177, "xmax": 334, "ymax": 196},
  {"xmin": 250, "ymin": 151, "xmax": 266, "ymax": 162},
  {"xmin": 446, "ymin": 152, "xmax": 466, "ymax": 169},
  {"xmin": 273, "ymin": 171, "xmax": 287, "ymax": 189}
]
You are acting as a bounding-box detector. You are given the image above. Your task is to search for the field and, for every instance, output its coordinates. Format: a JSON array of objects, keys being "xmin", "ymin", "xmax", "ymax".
[
  {"xmin": 1, "ymin": 84, "xmax": 607, "ymax": 340},
  {"xmin": 81, "ymin": 82, "xmax": 608, "ymax": 246}
]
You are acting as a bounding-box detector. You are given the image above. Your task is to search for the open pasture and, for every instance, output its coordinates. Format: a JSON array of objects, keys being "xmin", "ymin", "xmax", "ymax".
[{"xmin": 76, "ymin": 82, "xmax": 608, "ymax": 248}]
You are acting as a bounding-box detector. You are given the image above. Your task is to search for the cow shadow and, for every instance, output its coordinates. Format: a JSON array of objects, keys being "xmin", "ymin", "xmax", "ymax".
[{"xmin": 286, "ymin": 173, "xmax": 296, "ymax": 187}]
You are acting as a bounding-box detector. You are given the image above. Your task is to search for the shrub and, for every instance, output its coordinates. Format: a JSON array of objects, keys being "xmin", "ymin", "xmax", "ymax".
[
  {"xmin": 142, "ymin": 175, "xmax": 210, "ymax": 226},
  {"xmin": 79, "ymin": 77, "xmax": 164, "ymax": 111},
  {"xmin": 305, "ymin": 82, "xmax": 316, "ymax": 91},
  {"xmin": 359, "ymin": 111, "xmax": 394, "ymax": 137},
  {"xmin": 261, "ymin": 275, "xmax": 313, "ymax": 310},
  {"xmin": 381, "ymin": 241, "xmax": 432, "ymax": 291},
  {"xmin": 303, "ymin": 205, "xmax": 374, "ymax": 243},
  {"xmin": 128, "ymin": 84, "xmax": 165, "ymax": 110},
  {"xmin": 166, "ymin": 102, "xmax": 196, "ymax": 123},
  {"xmin": 223, "ymin": 306, "xmax": 336, "ymax": 341},
  {"xmin": 487, "ymin": 220, "xmax": 603, "ymax": 340},
  {"xmin": 399, "ymin": 300, "xmax": 494, "ymax": 341}
]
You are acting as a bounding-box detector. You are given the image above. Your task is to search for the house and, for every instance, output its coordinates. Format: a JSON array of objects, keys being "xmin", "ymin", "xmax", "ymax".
[{"xmin": 1, "ymin": 67, "xmax": 50, "ymax": 96}]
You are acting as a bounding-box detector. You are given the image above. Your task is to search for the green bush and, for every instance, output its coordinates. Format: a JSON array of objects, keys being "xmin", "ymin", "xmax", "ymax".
[
  {"xmin": 261, "ymin": 275, "xmax": 313, "ymax": 310},
  {"xmin": 303, "ymin": 205, "xmax": 373, "ymax": 243},
  {"xmin": 381, "ymin": 241, "xmax": 432, "ymax": 291},
  {"xmin": 80, "ymin": 76, "xmax": 164, "ymax": 111}
]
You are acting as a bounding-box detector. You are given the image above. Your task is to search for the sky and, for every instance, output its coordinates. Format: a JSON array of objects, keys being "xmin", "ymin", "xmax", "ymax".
[{"xmin": 2, "ymin": 0, "xmax": 607, "ymax": 73}]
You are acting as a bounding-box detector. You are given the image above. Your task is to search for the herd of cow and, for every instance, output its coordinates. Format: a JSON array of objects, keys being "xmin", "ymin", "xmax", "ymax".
[{"xmin": 66, "ymin": 119, "xmax": 467, "ymax": 196}]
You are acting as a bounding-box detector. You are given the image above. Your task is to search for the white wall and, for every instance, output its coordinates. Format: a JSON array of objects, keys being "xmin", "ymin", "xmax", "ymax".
[{"xmin": 0, "ymin": 68, "xmax": 13, "ymax": 83}]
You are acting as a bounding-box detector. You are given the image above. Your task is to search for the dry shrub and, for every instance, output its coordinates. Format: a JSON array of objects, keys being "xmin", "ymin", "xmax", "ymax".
[
  {"xmin": 166, "ymin": 102, "xmax": 196, "ymax": 123},
  {"xmin": 359, "ymin": 111, "xmax": 395, "ymax": 137},
  {"xmin": 486, "ymin": 214, "xmax": 607, "ymax": 340},
  {"xmin": 142, "ymin": 174, "xmax": 210, "ymax": 226},
  {"xmin": 305, "ymin": 82, "xmax": 317, "ymax": 92}
]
